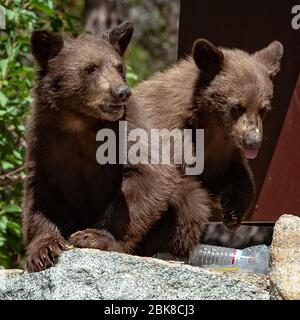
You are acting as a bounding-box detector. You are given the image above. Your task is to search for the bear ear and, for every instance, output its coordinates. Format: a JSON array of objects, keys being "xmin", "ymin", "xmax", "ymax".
[
  {"xmin": 253, "ymin": 41, "xmax": 284, "ymax": 77},
  {"xmin": 103, "ymin": 20, "xmax": 134, "ymax": 56},
  {"xmin": 31, "ymin": 30, "xmax": 64, "ymax": 68},
  {"xmin": 192, "ymin": 39, "xmax": 224, "ymax": 74}
]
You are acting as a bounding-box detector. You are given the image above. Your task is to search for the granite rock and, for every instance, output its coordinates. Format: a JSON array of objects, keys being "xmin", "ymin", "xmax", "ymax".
[
  {"xmin": 0, "ymin": 248, "xmax": 269, "ymax": 300},
  {"xmin": 270, "ymin": 214, "xmax": 300, "ymax": 300}
]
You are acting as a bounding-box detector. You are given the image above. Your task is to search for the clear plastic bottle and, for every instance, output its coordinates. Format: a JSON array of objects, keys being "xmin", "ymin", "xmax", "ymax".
[{"xmin": 189, "ymin": 244, "xmax": 270, "ymax": 274}]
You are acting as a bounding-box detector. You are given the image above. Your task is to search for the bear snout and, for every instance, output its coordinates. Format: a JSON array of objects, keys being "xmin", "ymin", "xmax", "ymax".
[
  {"xmin": 111, "ymin": 84, "xmax": 132, "ymax": 103},
  {"xmin": 242, "ymin": 130, "xmax": 263, "ymax": 149}
]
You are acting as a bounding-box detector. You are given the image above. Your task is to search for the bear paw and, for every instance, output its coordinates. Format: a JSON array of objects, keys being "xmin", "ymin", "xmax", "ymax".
[
  {"xmin": 26, "ymin": 234, "xmax": 68, "ymax": 272},
  {"xmin": 223, "ymin": 210, "xmax": 242, "ymax": 232},
  {"xmin": 69, "ymin": 228, "xmax": 124, "ymax": 252}
]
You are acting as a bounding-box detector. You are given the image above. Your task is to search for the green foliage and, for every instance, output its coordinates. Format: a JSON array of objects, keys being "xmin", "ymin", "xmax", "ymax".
[
  {"xmin": 126, "ymin": 64, "xmax": 139, "ymax": 87},
  {"xmin": 126, "ymin": 42, "xmax": 152, "ymax": 86},
  {"xmin": 0, "ymin": 0, "xmax": 80, "ymax": 268}
]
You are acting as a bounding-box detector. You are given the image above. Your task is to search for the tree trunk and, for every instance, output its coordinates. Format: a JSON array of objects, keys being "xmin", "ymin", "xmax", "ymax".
[{"xmin": 84, "ymin": 0, "xmax": 123, "ymax": 35}]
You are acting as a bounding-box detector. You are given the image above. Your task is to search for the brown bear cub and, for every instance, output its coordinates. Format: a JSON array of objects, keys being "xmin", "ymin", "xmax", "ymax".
[
  {"xmin": 23, "ymin": 22, "xmax": 211, "ymax": 272},
  {"xmin": 132, "ymin": 38, "xmax": 283, "ymax": 246}
]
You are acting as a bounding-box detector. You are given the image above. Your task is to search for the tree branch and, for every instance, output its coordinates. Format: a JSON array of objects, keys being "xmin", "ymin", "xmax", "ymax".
[{"xmin": 0, "ymin": 166, "xmax": 25, "ymax": 187}]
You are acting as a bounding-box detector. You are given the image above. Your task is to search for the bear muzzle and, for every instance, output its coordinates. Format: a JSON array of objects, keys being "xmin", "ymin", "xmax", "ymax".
[{"xmin": 241, "ymin": 131, "xmax": 263, "ymax": 160}]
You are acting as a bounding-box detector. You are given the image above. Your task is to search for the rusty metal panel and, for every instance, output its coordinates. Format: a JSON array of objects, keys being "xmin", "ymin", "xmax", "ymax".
[
  {"xmin": 252, "ymin": 75, "xmax": 300, "ymax": 220},
  {"xmin": 178, "ymin": 0, "xmax": 300, "ymax": 221}
]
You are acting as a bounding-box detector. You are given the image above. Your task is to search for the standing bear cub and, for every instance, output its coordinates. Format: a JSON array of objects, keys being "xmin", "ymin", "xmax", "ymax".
[
  {"xmin": 23, "ymin": 22, "xmax": 211, "ymax": 271},
  {"xmin": 132, "ymin": 38, "xmax": 283, "ymax": 250}
]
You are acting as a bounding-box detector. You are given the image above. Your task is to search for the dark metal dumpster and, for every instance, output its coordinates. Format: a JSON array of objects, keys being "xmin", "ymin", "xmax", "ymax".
[{"xmin": 178, "ymin": 0, "xmax": 300, "ymax": 221}]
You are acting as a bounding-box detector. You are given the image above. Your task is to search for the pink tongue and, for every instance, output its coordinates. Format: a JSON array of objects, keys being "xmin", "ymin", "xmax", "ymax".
[{"xmin": 243, "ymin": 148, "xmax": 259, "ymax": 160}]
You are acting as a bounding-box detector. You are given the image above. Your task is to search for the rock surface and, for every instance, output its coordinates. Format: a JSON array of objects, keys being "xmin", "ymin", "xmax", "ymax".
[
  {"xmin": 0, "ymin": 248, "xmax": 269, "ymax": 300},
  {"xmin": 270, "ymin": 214, "xmax": 300, "ymax": 300}
]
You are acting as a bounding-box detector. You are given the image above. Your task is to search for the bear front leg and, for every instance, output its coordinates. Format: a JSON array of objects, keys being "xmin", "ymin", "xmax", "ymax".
[
  {"xmin": 116, "ymin": 164, "xmax": 180, "ymax": 253},
  {"xmin": 134, "ymin": 177, "xmax": 211, "ymax": 257},
  {"xmin": 95, "ymin": 164, "xmax": 178, "ymax": 254},
  {"xmin": 69, "ymin": 164, "xmax": 178, "ymax": 254},
  {"xmin": 23, "ymin": 212, "xmax": 68, "ymax": 272},
  {"xmin": 167, "ymin": 178, "xmax": 211, "ymax": 256},
  {"xmin": 69, "ymin": 191, "xmax": 130, "ymax": 253},
  {"xmin": 219, "ymin": 158, "xmax": 255, "ymax": 231}
]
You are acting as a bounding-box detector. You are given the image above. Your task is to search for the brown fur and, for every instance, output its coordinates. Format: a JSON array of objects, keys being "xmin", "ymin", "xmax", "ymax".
[
  {"xmin": 131, "ymin": 39, "xmax": 283, "ymax": 241},
  {"xmin": 23, "ymin": 23, "xmax": 211, "ymax": 272}
]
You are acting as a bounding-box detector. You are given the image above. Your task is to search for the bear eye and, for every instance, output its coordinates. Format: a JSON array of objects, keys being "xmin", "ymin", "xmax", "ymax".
[
  {"xmin": 116, "ymin": 64, "xmax": 124, "ymax": 74},
  {"xmin": 231, "ymin": 104, "xmax": 245, "ymax": 117},
  {"xmin": 84, "ymin": 64, "xmax": 97, "ymax": 74},
  {"xmin": 259, "ymin": 106, "xmax": 269, "ymax": 118}
]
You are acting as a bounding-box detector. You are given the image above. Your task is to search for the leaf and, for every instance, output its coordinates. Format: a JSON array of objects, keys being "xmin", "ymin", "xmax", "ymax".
[
  {"xmin": 0, "ymin": 216, "xmax": 8, "ymax": 231},
  {"xmin": 5, "ymin": 9, "xmax": 18, "ymax": 22},
  {"xmin": 17, "ymin": 124, "xmax": 25, "ymax": 131},
  {"xmin": 11, "ymin": 44, "xmax": 21, "ymax": 61},
  {"xmin": 1, "ymin": 160, "xmax": 14, "ymax": 170},
  {"xmin": 30, "ymin": 1, "xmax": 56, "ymax": 17},
  {"xmin": 13, "ymin": 150, "xmax": 22, "ymax": 160},
  {"xmin": 1, "ymin": 204, "xmax": 21, "ymax": 214},
  {"xmin": 7, "ymin": 221, "xmax": 21, "ymax": 236},
  {"xmin": 0, "ymin": 92, "xmax": 8, "ymax": 107},
  {"xmin": 0, "ymin": 235, "xmax": 5, "ymax": 247},
  {"xmin": 0, "ymin": 59, "xmax": 9, "ymax": 79},
  {"xmin": 126, "ymin": 72, "xmax": 139, "ymax": 81},
  {"xmin": 5, "ymin": 39, "xmax": 13, "ymax": 60}
]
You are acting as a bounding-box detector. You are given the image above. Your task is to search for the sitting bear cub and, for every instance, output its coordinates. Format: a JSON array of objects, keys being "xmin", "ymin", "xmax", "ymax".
[
  {"xmin": 132, "ymin": 38, "xmax": 283, "ymax": 254},
  {"xmin": 23, "ymin": 22, "xmax": 211, "ymax": 271}
]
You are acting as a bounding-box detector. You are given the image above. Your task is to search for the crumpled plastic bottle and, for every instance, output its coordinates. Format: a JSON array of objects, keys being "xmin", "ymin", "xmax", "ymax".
[{"xmin": 189, "ymin": 244, "xmax": 270, "ymax": 274}]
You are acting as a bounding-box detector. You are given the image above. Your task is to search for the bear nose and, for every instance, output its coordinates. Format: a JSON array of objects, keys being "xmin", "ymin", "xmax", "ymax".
[
  {"xmin": 243, "ymin": 131, "xmax": 262, "ymax": 149},
  {"xmin": 111, "ymin": 84, "xmax": 132, "ymax": 102}
]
